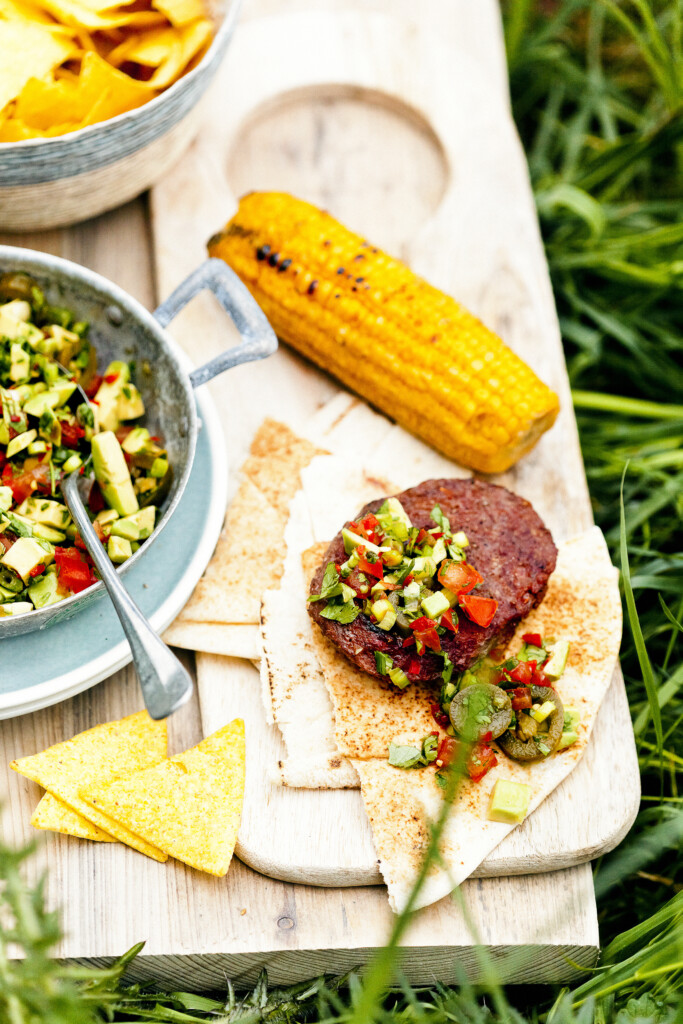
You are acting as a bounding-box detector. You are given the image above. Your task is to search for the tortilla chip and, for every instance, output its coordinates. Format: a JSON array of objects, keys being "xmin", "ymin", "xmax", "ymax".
[
  {"xmin": 260, "ymin": 498, "xmax": 359, "ymax": 788},
  {"xmin": 0, "ymin": 21, "xmax": 75, "ymax": 110},
  {"xmin": 82, "ymin": 720, "xmax": 245, "ymax": 875},
  {"xmin": 11, "ymin": 711, "xmax": 168, "ymax": 862},
  {"xmin": 152, "ymin": 0, "xmax": 205, "ymax": 27},
  {"xmin": 164, "ymin": 620, "xmax": 262, "ymax": 659},
  {"xmin": 145, "ymin": 17, "xmax": 211, "ymax": 89},
  {"xmin": 343, "ymin": 527, "xmax": 622, "ymax": 913},
  {"xmin": 31, "ymin": 792, "xmax": 117, "ymax": 842}
]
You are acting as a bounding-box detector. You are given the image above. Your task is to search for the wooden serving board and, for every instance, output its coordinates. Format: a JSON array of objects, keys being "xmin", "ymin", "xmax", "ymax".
[
  {"xmin": 151, "ymin": 6, "xmax": 640, "ymax": 886},
  {"xmin": 0, "ymin": 0, "xmax": 636, "ymax": 987}
]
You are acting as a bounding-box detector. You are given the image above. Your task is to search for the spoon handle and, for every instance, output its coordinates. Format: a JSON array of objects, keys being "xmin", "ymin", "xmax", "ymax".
[{"xmin": 61, "ymin": 471, "xmax": 193, "ymax": 720}]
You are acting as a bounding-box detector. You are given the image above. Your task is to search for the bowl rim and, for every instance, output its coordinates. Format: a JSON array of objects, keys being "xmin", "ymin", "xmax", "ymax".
[
  {"xmin": 0, "ymin": 0, "xmax": 242, "ymax": 152},
  {"xmin": 0, "ymin": 243, "xmax": 200, "ymax": 633}
]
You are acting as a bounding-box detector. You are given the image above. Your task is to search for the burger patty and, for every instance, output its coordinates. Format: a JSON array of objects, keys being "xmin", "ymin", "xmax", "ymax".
[{"xmin": 307, "ymin": 478, "xmax": 557, "ymax": 684}]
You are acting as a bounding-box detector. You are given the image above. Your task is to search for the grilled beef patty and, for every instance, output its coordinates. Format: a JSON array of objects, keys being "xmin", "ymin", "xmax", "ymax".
[{"xmin": 308, "ymin": 478, "xmax": 557, "ymax": 684}]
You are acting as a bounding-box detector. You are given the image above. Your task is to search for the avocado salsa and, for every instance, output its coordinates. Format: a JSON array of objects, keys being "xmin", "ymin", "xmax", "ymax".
[{"xmin": 0, "ymin": 272, "xmax": 171, "ymax": 618}]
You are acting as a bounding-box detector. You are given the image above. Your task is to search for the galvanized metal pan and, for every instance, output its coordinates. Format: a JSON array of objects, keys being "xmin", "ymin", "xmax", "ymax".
[{"xmin": 0, "ymin": 246, "xmax": 277, "ymax": 637}]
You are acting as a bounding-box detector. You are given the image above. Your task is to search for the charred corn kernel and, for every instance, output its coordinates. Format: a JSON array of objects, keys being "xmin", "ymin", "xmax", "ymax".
[{"xmin": 208, "ymin": 192, "xmax": 560, "ymax": 473}]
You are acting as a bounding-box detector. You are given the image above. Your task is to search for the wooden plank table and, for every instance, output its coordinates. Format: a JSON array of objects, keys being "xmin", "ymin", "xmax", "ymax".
[{"xmin": 0, "ymin": 0, "xmax": 631, "ymax": 988}]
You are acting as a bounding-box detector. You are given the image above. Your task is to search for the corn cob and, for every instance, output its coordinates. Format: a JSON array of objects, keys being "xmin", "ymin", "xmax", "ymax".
[{"xmin": 208, "ymin": 192, "xmax": 560, "ymax": 474}]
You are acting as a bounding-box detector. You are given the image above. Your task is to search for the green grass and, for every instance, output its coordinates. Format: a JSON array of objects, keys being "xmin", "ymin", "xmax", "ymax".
[{"xmin": 1, "ymin": 1, "xmax": 682, "ymax": 1021}]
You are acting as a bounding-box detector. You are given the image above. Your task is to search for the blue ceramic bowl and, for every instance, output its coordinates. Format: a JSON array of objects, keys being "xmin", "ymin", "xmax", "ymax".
[{"xmin": 0, "ymin": 0, "xmax": 241, "ymax": 232}]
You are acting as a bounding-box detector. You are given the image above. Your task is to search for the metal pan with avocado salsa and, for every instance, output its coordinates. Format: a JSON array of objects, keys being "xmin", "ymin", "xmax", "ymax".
[{"xmin": 0, "ymin": 272, "xmax": 172, "ymax": 618}]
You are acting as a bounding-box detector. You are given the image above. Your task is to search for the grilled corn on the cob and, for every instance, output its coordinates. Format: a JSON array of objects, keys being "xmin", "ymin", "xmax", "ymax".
[{"xmin": 208, "ymin": 192, "xmax": 560, "ymax": 474}]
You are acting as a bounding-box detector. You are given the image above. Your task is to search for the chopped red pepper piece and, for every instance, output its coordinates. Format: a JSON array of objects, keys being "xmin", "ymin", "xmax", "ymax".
[
  {"xmin": 356, "ymin": 547, "xmax": 383, "ymax": 580},
  {"xmin": 408, "ymin": 657, "xmax": 422, "ymax": 675},
  {"xmin": 28, "ymin": 563, "xmax": 45, "ymax": 578},
  {"xmin": 459, "ymin": 593, "xmax": 498, "ymax": 628},
  {"xmin": 440, "ymin": 607, "xmax": 458, "ymax": 633},
  {"xmin": 415, "ymin": 528, "xmax": 429, "ymax": 545},
  {"xmin": 508, "ymin": 660, "xmax": 535, "ymax": 685},
  {"xmin": 402, "ymin": 635, "xmax": 416, "ymax": 648},
  {"xmin": 103, "ymin": 372, "xmax": 119, "ymax": 384},
  {"xmin": 522, "ymin": 632, "xmax": 543, "ymax": 647},
  {"xmin": 430, "ymin": 702, "xmax": 450, "ymax": 730}
]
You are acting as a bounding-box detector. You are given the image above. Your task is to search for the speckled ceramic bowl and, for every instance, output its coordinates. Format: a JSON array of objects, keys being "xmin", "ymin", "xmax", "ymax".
[{"xmin": 0, "ymin": 0, "xmax": 240, "ymax": 232}]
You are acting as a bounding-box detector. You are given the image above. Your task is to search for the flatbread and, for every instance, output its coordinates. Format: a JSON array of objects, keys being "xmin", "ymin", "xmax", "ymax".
[
  {"xmin": 339, "ymin": 527, "xmax": 621, "ymax": 912},
  {"xmin": 31, "ymin": 791, "xmax": 117, "ymax": 842},
  {"xmin": 164, "ymin": 621, "xmax": 262, "ymax": 660},
  {"xmin": 81, "ymin": 720, "xmax": 245, "ymax": 876},
  {"xmin": 260, "ymin": 497, "xmax": 358, "ymax": 788},
  {"xmin": 162, "ymin": 418, "xmax": 325, "ymax": 657},
  {"xmin": 11, "ymin": 711, "xmax": 168, "ymax": 862}
]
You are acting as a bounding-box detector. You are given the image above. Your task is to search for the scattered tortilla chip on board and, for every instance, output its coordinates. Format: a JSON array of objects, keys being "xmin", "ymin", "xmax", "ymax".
[
  {"xmin": 10, "ymin": 711, "xmax": 168, "ymax": 862},
  {"xmin": 164, "ymin": 620, "xmax": 262, "ymax": 659},
  {"xmin": 31, "ymin": 792, "xmax": 117, "ymax": 842},
  {"xmin": 82, "ymin": 720, "xmax": 246, "ymax": 875}
]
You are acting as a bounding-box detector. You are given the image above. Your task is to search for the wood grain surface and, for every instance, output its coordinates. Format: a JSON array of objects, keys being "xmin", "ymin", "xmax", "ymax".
[{"xmin": 0, "ymin": 0, "xmax": 628, "ymax": 987}]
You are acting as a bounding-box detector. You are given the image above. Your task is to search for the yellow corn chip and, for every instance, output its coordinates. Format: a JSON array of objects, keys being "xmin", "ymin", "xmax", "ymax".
[
  {"xmin": 0, "ymin": 21, "xmax": 75, "ymax": 111},
  {"xmin": 108, "ymin": 25, "xmax": 179, "ymax": 67},
  {"xmin": 146, "ymin": 17, "xmax": 211, "ymax": 89},
  {"xmin": 82, "ymin": 720, "xmax": 245, "ymax": 876},
  {"xmin": 11, "ymin": 711, "xmax": 168, "ymax": 862},
  {"xmin": 152, "ymin": 0, "xmax": 205, "ymax": 27},
  {"xmin": 77, "ymin": 49, "xmax": 154, "ymax": 118},
  {"xmin": 31, "ymin": 792, "xmax": 117, "ymax": 842}
]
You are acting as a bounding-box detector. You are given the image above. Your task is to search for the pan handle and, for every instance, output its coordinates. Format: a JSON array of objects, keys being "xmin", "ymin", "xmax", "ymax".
[{"xmin": 153, "ymin": 258, "xmax": 278, "ymax": 388}]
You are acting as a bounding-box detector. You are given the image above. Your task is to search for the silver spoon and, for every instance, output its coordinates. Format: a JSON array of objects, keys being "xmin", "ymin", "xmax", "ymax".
[{"xmin": 61, "ymin": 469, "xmax": 193, "ymax": 720}]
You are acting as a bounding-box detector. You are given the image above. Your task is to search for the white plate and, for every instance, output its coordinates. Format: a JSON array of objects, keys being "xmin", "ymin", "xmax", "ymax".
[{"xmin": 0, "ymin": 388, "xmax": 226, "ymax": 720}]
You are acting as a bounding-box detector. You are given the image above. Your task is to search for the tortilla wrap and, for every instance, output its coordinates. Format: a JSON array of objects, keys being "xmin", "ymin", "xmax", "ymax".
[{"xmin": 324, "ymin": 527, "xmax": 620, "ymax": 912}]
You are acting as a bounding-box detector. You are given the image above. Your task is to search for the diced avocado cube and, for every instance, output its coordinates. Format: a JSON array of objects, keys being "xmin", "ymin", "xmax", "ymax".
[
  {"xmin": 117, "ymin": 383, "xmax": 145, "ymax": 422},
  {"xmin": 0, "ymin": 602, "xmax": 33, "ymax": 617},
  {"xmin": 27, "ymin": 440, "xmax": 47, "ymax": 455},
  {"xmin": 5, "ymin": 511, "xmax": 34, "ymax": 537},
  {"xmin": 110, "ymin": 506, "xmax": 155, "ymax": 541},
  {"xmin": 421, "ymin": 590, "xmax": 451, "ymax": 619},
  {"xmin": 342, "ymin": 527, "xmax": 385, "ymax": 557},
  {"xmin": 530, "ymin": 700, "xmax": 556, "ymax": 724},
  {"xmin": 452, "ymin": 531, "xmax": 469, "ymax": 548},
  {"xmin": 150, "ymin": 457, "xmax": 168, "ymax": 479},
  {"xmin": 1, "ymin": 537, "xmax": 54, "ymax": 583},
  {"xmin": 95, "ymin": 508, "xmax": 119, "ymax": 526},
  {"xmin": 91, "ymin": 431, "xmax": 139, "ymax": 516},
  {"xmin": 376, "ymin": 498, "xmax": 412, "ymax": 541},
  {"xmin": 50, "ymin": 379, "xmax": 77, "ymax": 407},
  {"xmin": 6, "ymin": 429, "xmax": 37, "ymax": 460},
  {"xmin": 0, "ymin": 582, "xmax": 18, "ymax": 600},
  {"xmin": 93, "ymin": 361, "xmax": 142, "ymax": 432},
  {"xmin": 563, "ymin": 706, "xmax": 581, "ymax": 732},
  {"xmin": 431, "ymin": 537, "xmax": 448, "ymax": 564},
  {"xmin": 488, "ymin": 779, "xmax": 531, "ymax": 824},
  {"xmin": 24, "ymin": 390, "xmax": 60, "ymax": 418},
  {"xmin": 388, "ymin": 665, "xmax": 410, "ymax": 688},
  {"xmin": 381, "ymin": 546, "xmax": 403, "ymax": 567},
  {"xmin": 28, "ymin": 569, "xmax": 61, "ymax": 609},
  {"xmin": 62, "ymin": 454, "xmax": 82, "ymax": 474},
  {"xmin": 121, "ymin": 427, "xmax": 150, "ymax": 454},
  {"xmin": 383, "ymin": 497, "xmax": 413, "ymax": 529},
  {"xmin": 108, "ymin": 535, "xmax": 133, "ymax": 564},
  {"xmin": 9, "ymin": 343, "xmax": 30, "ymax": 383},
  {"xmin": 31, "ymin": 523, "xmax": 66, "ymax": 543},
  {"xmin": 340, "ymin": 582, "xmax": 356, "ymax": 603},
  {"xmin": 441, "ymin": 587, "xmax": 458, "ymax": 607},
  {"xmin": 17, "ymin": 498, "xmax": 71, "ymax": 530},
  {"xmin": 544, "ymin": 639, "xmax": 570, "ymax": 680},
  {"xmin": 0, "ymin": 307, "xmax": 42, "ymax": 345},
  {"xmin": 2, "ymin": 299, "xmax": 31, "ymax": 322},
  {"xmin": 557, "ymin": 731, "xmax": 579, "ymax": 750},
  {"xmin": 372, "ymin": 598, "xmax": 395, "ymax": 628},
  {"xmin": 0, "ymin": 486, "xmax": 12, "ymax": 512},
  {"xmin": 411, "ymin": 556, "xmax": 437, "ymax": 581},
  {"xmin": 37, "ymin": 406, "xmax": 60, "ymax": 445}
]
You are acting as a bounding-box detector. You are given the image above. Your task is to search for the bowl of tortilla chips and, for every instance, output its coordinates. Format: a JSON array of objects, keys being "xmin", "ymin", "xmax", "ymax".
[{"xmin": 0, "ymin": 0, "xmax": 240, "ymax": 231}]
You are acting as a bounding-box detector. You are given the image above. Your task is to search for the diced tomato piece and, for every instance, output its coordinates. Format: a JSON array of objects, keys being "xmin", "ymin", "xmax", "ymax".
[
  {"xmin": 430, "ymin": 702, "xmax": 450, "ymax": 730},
  {"xmin": 28, "ymin": 563, "xmax": 46, "ymax": 578},
  {"xmin": 409, "ymin": 616, "xmax": 442, "ymax": 653},
  {"xmin": 459, "ymin": 593, "xmax": 498, "ymax": 628},
  {"xmin": 508, "ymin": 660, "xmax": 534, "ymax": 685},
  {"xmin": 531, "ymin": 666, "xmax": 550, "ymax": 688},
  {"xmin": 402, "ymin": 635, "xmax": 416, "ymax": 648},
  {"xmin": 522, "ymin": 632, "xmax": 543, "ymax": 647},
  {"xmin": 2, "ymin": 462, "xmax": 52, "ymax": 503},
  {"xmin": 438, "ymin": 560, "xmax": 483, "ymax": 594},
  {"xmin": 436, "ymin": 735, "xmax": 459, "ymax": 768},
  {"xmin": 403, "ymin": 573, "xmax": 414, "ymax": 585},
  {"xmin": 60, "ymin": 421, "xmax": 85, "ymax": 449},
  {"xmin": 357, "ymin": 547, "xmax": 383, "ymax": 580},
  {"xmin": 103, "ymin": 372, "xmax": 119, "ymax": 384},
  {"xmin": 440, "ymin": 607, "xmax": 458, "ymax": 633},
  {"xmin": 54, "ymin": 546, "xmax": 96, "ymax": 594},
  {"xmin": 467, "ymin": 738, "xmax": 498, "ymax": 782},
  {"xmin": 408, "ymin": 657, "xmax": 422, "ymax": 675},
  {"xmin": 87, "ymin": 482, "xmax": 106, "ymax": 514},
  {"xmin": 511, "ymin": 687, "xmax": 532, "ymax": 711},
  {"xmin": 415, "ymin": 528, "xmax": 429, "ymax": 545}
]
